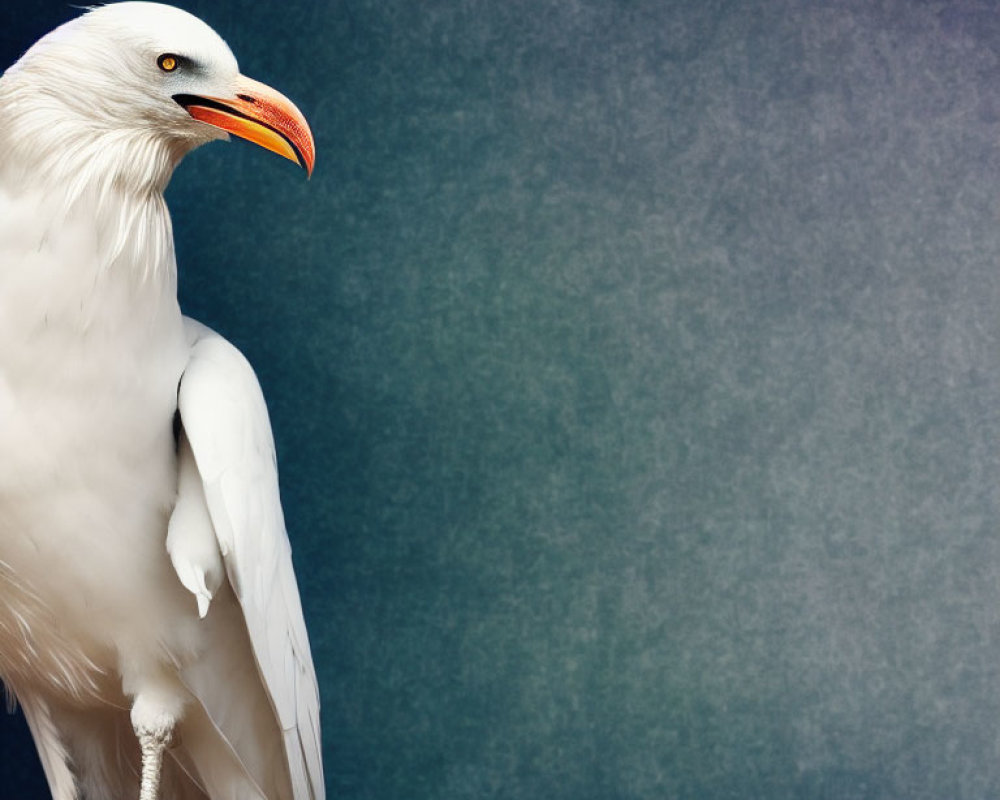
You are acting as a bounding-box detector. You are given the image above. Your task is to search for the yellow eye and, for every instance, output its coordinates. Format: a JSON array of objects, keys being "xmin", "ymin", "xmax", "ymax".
[{"xmin": 157, "ymin": 54, "xmax": 178, "ymax": 72}]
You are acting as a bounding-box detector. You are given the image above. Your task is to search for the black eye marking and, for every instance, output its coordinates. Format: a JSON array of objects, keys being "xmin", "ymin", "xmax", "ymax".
[{"xmin": 157, "ymin": 53, "xmax": 181, "ymax": 72}]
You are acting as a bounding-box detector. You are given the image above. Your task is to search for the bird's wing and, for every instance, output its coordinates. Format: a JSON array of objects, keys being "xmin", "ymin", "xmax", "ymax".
[{"xmin": 176, "ymin": 317, "xmax": 324, "ymax": 800}]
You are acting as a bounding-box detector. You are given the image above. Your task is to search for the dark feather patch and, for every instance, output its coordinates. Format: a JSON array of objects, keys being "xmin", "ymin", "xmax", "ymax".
[{"xmin": 172, "ymin": 407, "xmax": 181, "ymax": 452}]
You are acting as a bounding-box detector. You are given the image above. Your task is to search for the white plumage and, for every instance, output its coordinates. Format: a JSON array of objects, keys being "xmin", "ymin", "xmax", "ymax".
[{"xmin": 0, "ymin": 4, "xmax": 323, "ymax": 799}]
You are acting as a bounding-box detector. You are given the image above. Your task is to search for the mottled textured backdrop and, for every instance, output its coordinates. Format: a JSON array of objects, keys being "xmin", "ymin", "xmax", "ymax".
[{"xmin": 6, "ymin": 1, "xmax": 1000, "ymax": 797}]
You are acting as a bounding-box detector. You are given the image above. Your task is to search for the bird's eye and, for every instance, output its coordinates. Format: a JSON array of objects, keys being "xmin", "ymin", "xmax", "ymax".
[{"xmin": 157, "ymin": 54, "xmax": 179, "ymax": 72}]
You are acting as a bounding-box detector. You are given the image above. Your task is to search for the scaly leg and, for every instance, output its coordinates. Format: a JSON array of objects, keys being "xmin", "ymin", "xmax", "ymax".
[
  {"xmin": 137, "ymin": 722, "xmax": 173, "ymax": 800},
  {"xmin": 131, "ymin": 691, "xmax": 180, "ymax": 800}
]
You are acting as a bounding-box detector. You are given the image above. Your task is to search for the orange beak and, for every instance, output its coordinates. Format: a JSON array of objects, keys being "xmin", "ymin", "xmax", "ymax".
[{"xmin": 173, "ymin": 75, "xmax": 315, "ymax": 177}]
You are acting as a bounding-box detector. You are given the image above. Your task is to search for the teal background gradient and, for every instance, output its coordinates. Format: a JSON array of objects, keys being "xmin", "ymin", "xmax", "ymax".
[{"xmin": 7, "ymin": 1, "xmax": 1000, "ymax": 797}]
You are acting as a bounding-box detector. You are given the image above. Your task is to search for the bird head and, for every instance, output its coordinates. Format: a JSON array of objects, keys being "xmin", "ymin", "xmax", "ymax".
[{"xmin": 0, "ymin": 2, "xmax": 315, "ymax": 191}]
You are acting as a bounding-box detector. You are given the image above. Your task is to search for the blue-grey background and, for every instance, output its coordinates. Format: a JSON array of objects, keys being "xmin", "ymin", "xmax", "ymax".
[{"xmin": 6, "ymin": 0, "xmax": 1000, "ymax": 797}]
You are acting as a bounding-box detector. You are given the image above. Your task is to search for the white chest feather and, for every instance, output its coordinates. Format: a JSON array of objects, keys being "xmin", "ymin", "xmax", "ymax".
[{"xmin": 0, "ymin": 181, "xmax": 194, "ymax": 702}]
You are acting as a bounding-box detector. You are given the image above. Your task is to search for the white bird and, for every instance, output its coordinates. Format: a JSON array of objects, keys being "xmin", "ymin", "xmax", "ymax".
[{"xmin": 0, "ymin": 4, "xmax": 323, "ymax": 799}]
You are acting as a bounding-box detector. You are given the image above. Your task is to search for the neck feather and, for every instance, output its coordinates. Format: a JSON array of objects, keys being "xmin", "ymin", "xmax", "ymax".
[{"xmin": 0, "ymin": 100, "xmax": 184, "ymax": 286}]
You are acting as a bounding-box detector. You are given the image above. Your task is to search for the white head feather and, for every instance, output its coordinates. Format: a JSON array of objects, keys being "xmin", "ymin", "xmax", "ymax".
[
  {"xmin": 0, "ymin": 2, "xmax": 241, "ymax": 196},
  {"xmin": 0, "ymin": 3, "xmax": 255, "ymax": 279}
]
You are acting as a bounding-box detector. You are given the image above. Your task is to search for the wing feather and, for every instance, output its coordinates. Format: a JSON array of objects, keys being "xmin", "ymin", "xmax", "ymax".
[
  {"xmin": 177, "ymin": 318, "xmax": 324, "ymax": 800},
  {"xmin": 17, "ymin": 694, "xmax": 76, "ymax": 800}
]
